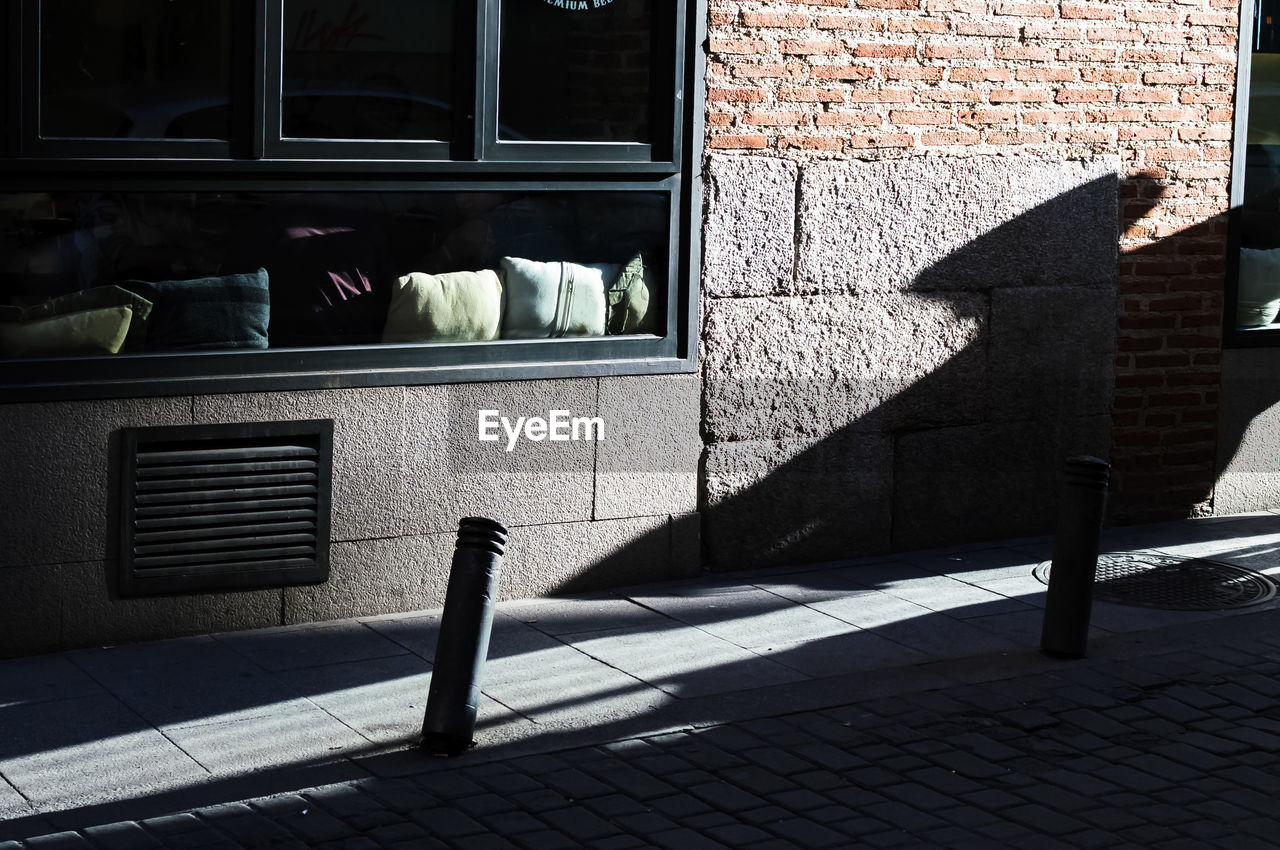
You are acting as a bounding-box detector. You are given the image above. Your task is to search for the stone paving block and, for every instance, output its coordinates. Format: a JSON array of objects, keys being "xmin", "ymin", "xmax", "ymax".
[
  {"xmin": 565, "ymin": 622, "xmax": 808, "ymax": 699},
  {"xmin": 871, "ymin": 574, "xmax": 1037, "ymax": 619},
  {"xmin": 161, "ymin": 698, "xmax": 368, "ymax": 774},
  {"xmin": 69, "ymin": 638, "xmax": 300, "ymax": 731},
  {"xmin": 625, "ymin": 586, "xmax": 852, "ymax": 650},
  {"xmin": 0, "ymin": 695, "xmax": 206, "ymax": 811},
  {"xmin": 481, "ymin": 620, "xmax": 667, "ymax": 727},
  {"xmin": 752, "ymin": 630, "xmax": 931, "ymax": 678},
  {"xmin": 498, "ymin": 596, "xmax": 671, "ymax": 637},
  {"xmin": 213, "ymin": 619, "xmax": 409, "ymax": 671},
  {"xmin": 276, "ymin": 654, "xmax": 437, "ymax": 747},
  {"xmin": 360, "ymin": 612, "xmax": 441, "ymax": 659},
  {"xmin": 21, "ymin": 834, "xmax": 94, "ymax": 849}
]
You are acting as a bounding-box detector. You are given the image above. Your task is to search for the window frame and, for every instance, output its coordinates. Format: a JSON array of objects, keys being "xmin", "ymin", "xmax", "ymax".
[
  {"xmin": 1228, "ymin": 0, "xmax": 1279, "ymax": 347},
  {"xmin": 0, "ymin": 0, "xmax": 704, "ymax": 402}
]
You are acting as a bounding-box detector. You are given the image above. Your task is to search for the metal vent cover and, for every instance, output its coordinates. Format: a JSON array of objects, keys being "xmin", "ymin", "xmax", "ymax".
[{"xmin": 118, "ymin": 419, "xmax": 333, "ymax": 597}]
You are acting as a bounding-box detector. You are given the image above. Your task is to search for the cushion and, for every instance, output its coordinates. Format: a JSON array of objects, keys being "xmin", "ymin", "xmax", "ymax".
[
  {"xmin": 1237, "ymin": 247, "xmax": 1280, "ymax": 327},
  {"xmin": 500, "ymin": 257, "xmax": 617, "ymax": 339},
  {"xmin": 122, "ymin": 269, "xmax": 270, "ymax": 350},
  {"xmin": 382, "ymin": 270, "xmax": 504, "ymax": 343},
  {"xmin": 605, "ymin": 253, "xmax": 654, "ymax": 335},
  {"xmin": 0, "ymin": 305, "xmax": 135, "ymax": 358},
  {"xmin": 19, "ymin": 285, "xmax": 154, "ymax": 349}
]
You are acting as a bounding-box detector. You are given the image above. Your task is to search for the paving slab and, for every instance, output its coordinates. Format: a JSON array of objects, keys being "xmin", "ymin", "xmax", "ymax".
[
  {"xmin": 627, "ymin": 587, "xmax": 854, "ymax": 650},
  {"xmin": 212, "ymin": 621, "xmax": 410, "ymax": 671},
  {"xmin": 275, "ymin": 653, "xmax": 432, "ymax": 747},
  {"xmin": 360, "ymin": 612, "xmax": 441, "ymax": 660},
  {"xmin": 499, "ymin": 596, "xmax": 672, "ymax": 637},
  {"xmin": 159, "ymin": 698, "xmax": 369, "ymax": 775},
  {"xmin": 0, "ymin": 696, "xmax": 207, "ymax": 811},
  {"xmin": 0, "ymin": 657, "xmax": 103, "ymax": 708},
  {"xmin": 565, "ymin": 623, "xmax": 809, "ymax": 699}
]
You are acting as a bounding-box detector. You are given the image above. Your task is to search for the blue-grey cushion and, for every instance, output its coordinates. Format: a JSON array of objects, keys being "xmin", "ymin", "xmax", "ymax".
[{"xmin": 123, "ymin": 269, "xmax": 270, "ymax": 350}]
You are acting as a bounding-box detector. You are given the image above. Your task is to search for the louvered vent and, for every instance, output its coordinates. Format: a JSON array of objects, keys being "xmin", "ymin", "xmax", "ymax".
[{"xmin": 118, "ymin": 420, "xmax": 333, "ymax": 596}]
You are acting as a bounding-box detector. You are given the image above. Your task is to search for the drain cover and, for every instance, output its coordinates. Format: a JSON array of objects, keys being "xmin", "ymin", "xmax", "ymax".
[{"xmin": 1033, "ymin": 551, "xmax": 1277, "ymax": 611}]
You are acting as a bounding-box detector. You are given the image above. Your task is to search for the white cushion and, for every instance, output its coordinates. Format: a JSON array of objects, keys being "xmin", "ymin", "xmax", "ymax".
[
  {"xmin": 1237, "ymin": 247, "xmax": 1280, "ymax": 327},
  {"xmin": 500, "ymin": 257, "xmax": 617, "ymax": 339}
]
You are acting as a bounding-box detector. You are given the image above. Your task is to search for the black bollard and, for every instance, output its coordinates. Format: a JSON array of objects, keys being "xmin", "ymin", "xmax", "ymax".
[
  {"xmin": 1041, "ymin": 456, "xmax": 1110, "ymax": 659},
  {"xmin": 422, "ymin": 516, "xmax": 509, "ymax": 756}
]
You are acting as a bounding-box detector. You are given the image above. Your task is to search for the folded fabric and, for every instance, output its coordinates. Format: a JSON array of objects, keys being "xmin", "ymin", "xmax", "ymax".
[
  {"xmin": 122, "ymin": 269, "xmax": 270, "ymax": 350},
  {"xmin": 18, "ymin": 285, "xmax": 154, "ymax": 349},
  {"xmin": 0, "ymin": 304, "xmax": 135, "ymax": 358},
  {"xmin": 383, "ymin": 270, "xmax": 504, "ymax": 343},
  {"xmin": 500, "ymin": 257, "xmax": 617, "ymax": 339},
  {"xmin": 606, "ymin": 253, "xmax": 654, "ymax": 335}
]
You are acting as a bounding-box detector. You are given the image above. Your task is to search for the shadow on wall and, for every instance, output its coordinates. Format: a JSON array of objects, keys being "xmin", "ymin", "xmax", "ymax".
[{"xmin": 568, "ymin": 156, "xmax": 1268, "ymax": 584}]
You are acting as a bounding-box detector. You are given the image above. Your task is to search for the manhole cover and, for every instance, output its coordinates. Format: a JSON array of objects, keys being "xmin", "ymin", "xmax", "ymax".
[{"xmin": 1033, "ymin": 551, "xmax": 1277, "ymax": 611}]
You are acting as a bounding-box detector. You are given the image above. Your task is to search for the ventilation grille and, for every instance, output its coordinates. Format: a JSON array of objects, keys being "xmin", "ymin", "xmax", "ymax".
[{"xmin": 119, "ymin": 420, "xmax": 333, "ymax": 596}]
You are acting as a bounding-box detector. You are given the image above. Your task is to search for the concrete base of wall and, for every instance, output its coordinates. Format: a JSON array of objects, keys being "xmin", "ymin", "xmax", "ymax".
[{"xmin": 0, "ymin": 375, "xmax": 700, "ymax": 656}]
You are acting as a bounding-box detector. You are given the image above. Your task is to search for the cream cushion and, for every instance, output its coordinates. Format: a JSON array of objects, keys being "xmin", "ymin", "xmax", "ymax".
[{"xmin": 382, "ymin": 270, "xmax": 504, "ymax": 343}]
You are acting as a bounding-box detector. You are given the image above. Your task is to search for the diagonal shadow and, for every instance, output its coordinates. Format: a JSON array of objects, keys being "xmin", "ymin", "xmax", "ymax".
[{"xmin": 6, "ymin": 173, "xmax": 1280, "ymax": 838}]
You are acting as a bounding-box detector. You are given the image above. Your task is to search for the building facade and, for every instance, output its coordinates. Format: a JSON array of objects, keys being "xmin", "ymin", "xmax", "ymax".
[{"xmin": 3, "ymin": 0, "xmax": 1278, "ymax": 656}]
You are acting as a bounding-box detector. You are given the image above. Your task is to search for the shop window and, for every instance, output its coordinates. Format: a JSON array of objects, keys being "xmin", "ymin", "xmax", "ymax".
[
  {"xmin": 1232, "ymin": 0, "xmax": 1280, "ymax": 340},
  {"xmin": 0, "ymin": 0, "xmax": 699, "ymax": 399}
]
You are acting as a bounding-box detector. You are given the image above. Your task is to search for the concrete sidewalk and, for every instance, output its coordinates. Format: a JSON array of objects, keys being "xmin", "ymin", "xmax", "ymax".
[{"xmin": 3, "ymin": 513, "xmax": 1280, "ymax": 845}]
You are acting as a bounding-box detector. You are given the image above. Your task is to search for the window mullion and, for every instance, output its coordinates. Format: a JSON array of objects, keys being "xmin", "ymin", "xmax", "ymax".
[
  {"xmin": 259, "ymin": 1, "xmax": 282, "ymax": 159},
  {"xmin": 475, "ymin": 0, "xmax": 498, "ymax": 161}
]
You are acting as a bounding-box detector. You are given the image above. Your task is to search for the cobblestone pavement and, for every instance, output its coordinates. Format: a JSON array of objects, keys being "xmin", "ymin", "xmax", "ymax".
[{"xmin": 4, "ymin": 608, "xmax": 1279, "ymax": 849}]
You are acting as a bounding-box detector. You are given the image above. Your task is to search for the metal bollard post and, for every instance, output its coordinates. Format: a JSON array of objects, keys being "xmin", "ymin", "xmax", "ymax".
[
  {"xmin": 421, "ymin": 516, "xmax": 508, "ymax": 756},
  {"xmin": 1040, "ymin": 456, "xmax": 1110, "ymax": 659}
]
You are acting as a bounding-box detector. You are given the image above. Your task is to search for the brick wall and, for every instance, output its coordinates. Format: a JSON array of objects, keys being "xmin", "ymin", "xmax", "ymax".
[{"xmin": 706, "ymin": 0, "xmax": 1237, "ymax": 523}]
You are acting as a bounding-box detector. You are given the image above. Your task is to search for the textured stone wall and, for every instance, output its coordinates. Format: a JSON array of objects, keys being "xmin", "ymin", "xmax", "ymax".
[
  {"xmin": 0, "ymin": 376, "xmax": 700, "ymax": 656},
  {"xmin": 701, "ymin": 153, "xmax": 1118, "ymax": 567},
  {"xmin": 703, "ymin": 0, "xmax": 1236, "ymax": 541}
]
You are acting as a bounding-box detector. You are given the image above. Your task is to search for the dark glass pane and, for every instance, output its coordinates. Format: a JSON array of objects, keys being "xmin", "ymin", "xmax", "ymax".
[
  {"xmin": 498, "ymin": 0, "xmax": 652, "ymax": 143},
  {"xmin": 1238, "ymin": 7, "xmax": 1280, "ymax": 329},
  {"xmin": 39, "ymin": 1, "xmax": 234, "ymax": 140},
  {"xmin": 0, "ymin": 190, "xmax": 667, "ymax": 358},
  {"xmin": 281, "ymin": 0, "xmax": 453, "ymax": 141}
]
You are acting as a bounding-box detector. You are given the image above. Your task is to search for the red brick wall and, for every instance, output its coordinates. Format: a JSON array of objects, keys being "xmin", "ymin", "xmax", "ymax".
[{"xmin": 706, "ymin": 0, "xmax": 1238, "ymax": 522}]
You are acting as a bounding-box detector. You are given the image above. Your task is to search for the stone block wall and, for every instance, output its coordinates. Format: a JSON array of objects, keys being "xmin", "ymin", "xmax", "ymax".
[
  {"xmin": 701, "ymin": 0, "xmax": 1237, "ymax": 564},
  {"xmin": 702, "ymin": 154, "xmax": 1118, "ymax": 567},
  {"xmin": 0, "ymin": 376, "xmax": 701, "ymax": 656}
]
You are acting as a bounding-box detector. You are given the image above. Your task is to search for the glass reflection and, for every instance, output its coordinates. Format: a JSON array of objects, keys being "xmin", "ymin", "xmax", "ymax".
[
  {"xmin": 498, "ymin": 0, "xmax": 652, "ymax": 143},
  {"xmin": 282, "ymin": 0, "xmax": 453, "ymax": 141},
  {"xmin": 39, "ymin": 0, "xmax": 234, "ymax": 140}
]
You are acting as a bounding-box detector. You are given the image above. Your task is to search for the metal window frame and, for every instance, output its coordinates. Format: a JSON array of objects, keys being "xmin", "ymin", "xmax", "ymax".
[
  {"xmin": 0, "ymin": 0, "xmax": 705, "ymax": 400},
  {"xmin": 1226, "ymin": 0, "xmax": 1280, "ymax": 347}
]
